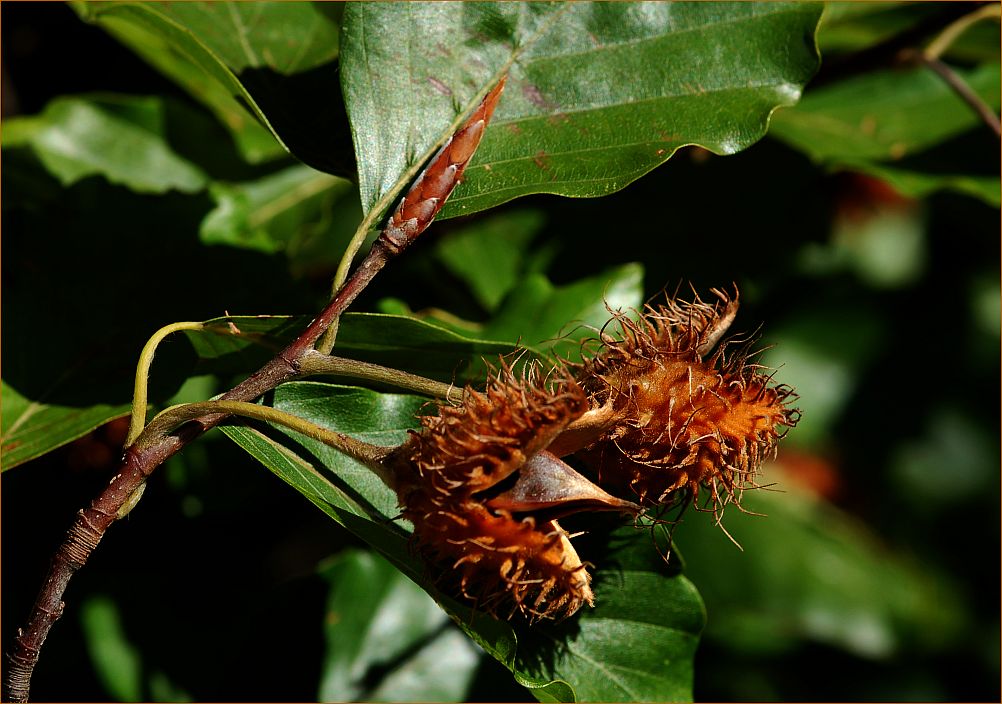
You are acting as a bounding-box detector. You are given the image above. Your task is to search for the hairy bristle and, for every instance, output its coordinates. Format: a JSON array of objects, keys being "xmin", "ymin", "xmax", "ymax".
[
  {"xmin": 406, "ymin": 362, "xmax": 589, "ymax": 500},
  {"xmin": 389, "ymin": 361, "xmax": 594, "ymax": 621},
  {"xmin": 406, "ymin": 498, "xmax": 593, "ymax": 621},
  {"xmin": 576, "ymin": 287, "xmax": 799, "ymax": 516}
]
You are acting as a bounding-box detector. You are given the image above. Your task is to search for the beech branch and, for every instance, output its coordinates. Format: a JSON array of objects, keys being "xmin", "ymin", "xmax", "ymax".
[{"xmin": 4, "ymin": 75, "xmax": 507, "ymax": 703}]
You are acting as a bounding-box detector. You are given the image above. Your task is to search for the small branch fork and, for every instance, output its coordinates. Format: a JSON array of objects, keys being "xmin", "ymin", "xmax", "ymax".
[
  {"xmin": 4, "ymin": 76, "xmax": 507, "ymax": 703},
  {"xmin": 905, "ymin": 4, "xmax": 1002, "ymax": 139}
]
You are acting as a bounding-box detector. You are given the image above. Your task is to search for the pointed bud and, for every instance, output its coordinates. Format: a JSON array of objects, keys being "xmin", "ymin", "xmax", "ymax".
[{"xmin": 383, "ymin": 75, "xmax": 506, "ymax": 251}]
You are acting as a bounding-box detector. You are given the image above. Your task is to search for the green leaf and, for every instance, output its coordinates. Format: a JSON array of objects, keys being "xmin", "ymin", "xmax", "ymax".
[
  {"xmin": 72, "ymin": 5, "xmax": 279, "ymax": 162},
  {"xmin": 515, "ymin": 523, "xmax": 706, "ymax": 702},
  {"xmin": 2, "ymin": 95, "xmax": 206, "ymax": 194},
  {"xmin": 200, "ymin": 164, "xmax": 353, "ymax": 256},
  {"xmin": 483, "ymin": 263, "xmax": 644, "ymax": 361},
  {"xmin": 818, "ymin": 3, "xmax": 1000, "ymax": 63},
  {"xmin": 770, "ymin": 62, "xmax": 1002, "ymax": 205},
  {"xmin": 340, "ymin": 2, "xmax": 823, "ymax": 221},
  {"xmin": 433, "ymin": 209, "xmax": 548, "ymax": 312},
  {"xmin": 185, "ymin": 312, "xmax": 519, "ymax": 383},
  {"xmin": 818, "ymin": 3, "xmax": 945, "ymax": 54},
  {"xmin": 0, "ymin": 151, "xmax": 316, "ymax": 470},
  {"xmin": 218, "ymin": 384, "xmax": 418, "ymax": 567},
  {"xmin": 80, "ymin": 596, "xmax": 143, "ymax": 702},
  {"xmin": 80, "ymin": 595, "xmax": 193, "ymax": 702},
  {"xmin": 221, "ymin": 381, "xmax": 705, "ymax": 701},
  {"xmin": 90, "ymin": 2, "xmax": 341, "ymax": 75},
  {"xmin": 0, "ymin": 382, "xmax": 131, "ymax": 472},
  {"xmin": 74, "ymin": 1, "xmax": 353, "ymax": 173},
  {"xmin": 318, "ymin": 549, "xmax": 481, "ymax": 702},
  {"xmin": 761, "ymin": 303, "xmax": 887, "ymax": 449},
  {"xmin": 674, "ymin": 486, "xmax": 964, "ymax": 661},
  {"xmin": 334, "ymin": 314, "xmax": 520, "ymax": 383},
  {"xmin": 1, "ymin": 305, "xmax": 516, "ymax": 471}
]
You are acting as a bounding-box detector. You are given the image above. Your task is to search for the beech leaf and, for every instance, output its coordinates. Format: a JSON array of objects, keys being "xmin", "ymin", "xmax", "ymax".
[
  {"xmin": 340, "ymin": 2, "xmax": 823, "ymax": 221},
  {"xmin": 220, "ymin": 381, "xmax": 705, "ymax": 701}
]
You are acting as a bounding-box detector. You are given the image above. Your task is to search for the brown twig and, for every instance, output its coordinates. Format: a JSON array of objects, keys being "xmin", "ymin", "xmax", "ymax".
[
  {"xmin": 913, "ymin": 52, "xmax": 1002, "ymax": 139},
  {"xmin": 4, "ymin": 75, "xmax": 507, "ymax": 703},
  {"xmin": 811, "ymin": 3, "xmax": 984, "ymax": 89}
]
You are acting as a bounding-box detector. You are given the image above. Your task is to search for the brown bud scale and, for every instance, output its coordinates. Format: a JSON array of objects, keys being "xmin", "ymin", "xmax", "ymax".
[{"xmin": 383, "ymin": 76, "xmax": 506, "ymax": 251}]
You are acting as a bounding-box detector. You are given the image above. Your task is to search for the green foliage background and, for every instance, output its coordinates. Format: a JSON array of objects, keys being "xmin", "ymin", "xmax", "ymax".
[{"xmin": 2, "ymin": 2, "xmax": 999, "ymax": 702}]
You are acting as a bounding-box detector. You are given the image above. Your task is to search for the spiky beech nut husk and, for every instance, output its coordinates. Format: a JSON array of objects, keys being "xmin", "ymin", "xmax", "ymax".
[
  {"xmin": 397, "ymin": 363, "xmax": 590, "ymax": 503},
  {"xmin": 575, "ymin": 288, "xmax": 799, "ymax": 513},
  {"xmin": 388, "ymin": 363, "xmax": 613, "ymax": 621},
  {"xmin": 404, "ymin": 494, "xmax": 593, "ymax": 621}
]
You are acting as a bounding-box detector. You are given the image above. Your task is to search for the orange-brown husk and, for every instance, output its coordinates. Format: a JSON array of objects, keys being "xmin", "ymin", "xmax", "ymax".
[
  {"xmin": 397, "ymin": 363, "xmax": 589, "ymax": 502},
  {"xmin": 390, "ymin": 363, "xmax": 594, "ymax": 620},
  {"xmin": 406, "ymin": 496, "xmax": 593, "ymax": 621},
  {"xmin": 576, "ymin": 289, "xmax": 799, "ymax": 512}
]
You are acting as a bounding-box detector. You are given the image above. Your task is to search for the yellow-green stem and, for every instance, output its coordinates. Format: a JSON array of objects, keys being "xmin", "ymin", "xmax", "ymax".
[
  {"xmin": 126, "ymin": 321, "xmax": 205, "ymax": 446},
  {"xmin": 139, "ymin": 400, "xmax": 397, "ymax": 488},
  {"xmin": 925, "ymin": 4, "xmax": 1001, "ymax": 60},
  {"xmin": 299, "ymin": 350, "xmax": 461, "ymax": 402}
]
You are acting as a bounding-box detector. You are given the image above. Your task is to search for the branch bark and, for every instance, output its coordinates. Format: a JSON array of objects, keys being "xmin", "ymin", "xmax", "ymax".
[
  {"xmin": 918, "ymin": 53, "xmax": 1001, "ymax": 138},
  {"xmin": 4, "ymin": 76, "xmax": 507, "ymax": 703}
]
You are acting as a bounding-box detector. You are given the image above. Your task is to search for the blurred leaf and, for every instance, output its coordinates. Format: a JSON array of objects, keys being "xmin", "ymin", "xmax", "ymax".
[
  {"xmin": 837, "ymin": 157, "xmax": 1001, "ymax": 206},
  {"xmin": 200, "ymin": 164, "xmax": 352, "ymax": 256},
  {"xmin": 368, "ymin": 628, "xmax": 481, "ymax": 703},
  {"xmin": 318, "ymin": 549, "xmax": 480, "ymax": 702},
  {"xmin": 340, "ymin": 2, "xmax": 822, "ymax": 221},
  {"xmin": 970, "ymin": 273, "xmax": 1002, "ymax": 339},
  {"xmin": 2, "ymin": 95, "xmax": 206, "ymax": 194},
  {"xmin": 0, "ymin": 148, "xmax": 315, "ymax": 470},
  {"xmin": 433, "ymin": 209, "xmax": 548, "ymax": 312},
  {"xmin": 799, "ymin": 200, "xmax": 928, "ymax": 289},
  {"xmin": 80, "ymin": 595, "xmax": 192, "ymax": 702},
  {"xmin": 674, "ymin": 485, "xmax": 965, "ymax": 659},
  {"xmin": 770, "ymin": 62, "xmax": 1001, "ymax": 205},
  {"xmin": 773, "ymin": 62, "xmax": 1000, "ymax": 160},
  {"xmin": 0, "ymin": 382, "xmax": 131, "ymax": 472},
  {"xmin": 762, "ymin": 304, "xmax": 887, "ymax": 448},
  {"xmin": 891, "ymin": 406, "xmax": 997, "ymax": 509},
  {"xmin": 222, "ymin": 382, "xmax": 705, "ymax": 701},
  {"xmin": 80, "ymin": 595, "xmax": 143, "ymax": 702},
  {"xmin": 483, "ymin": 263, "xmax": 644, "ymax": 361},
  {"xmin": 73, "ymin": 1, "xmax": 353, "ymax": 173},
  {"xmin": 818, "ymin": 3, "xmax": 946, "ymax": 54},
  {"xmin": 832, "ymin": 206, "xmax": 926, "ymax": 288},
  {"xmin": 818, "ymin": 3, "xmax": 1001, "ymax": 63}
]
